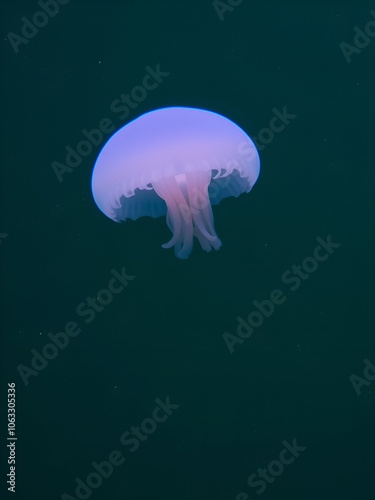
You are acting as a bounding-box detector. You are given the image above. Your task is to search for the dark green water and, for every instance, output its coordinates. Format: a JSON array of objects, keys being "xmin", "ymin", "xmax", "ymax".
[{"xmin": 1, "ymin": 1, "xmax": 374, "ymax": 499}]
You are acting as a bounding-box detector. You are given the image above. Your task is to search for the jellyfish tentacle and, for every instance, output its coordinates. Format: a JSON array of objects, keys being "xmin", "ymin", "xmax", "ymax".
[
  {"xmin": 153, "ymin": 176, "xmax": 183, "ymax": 243},
  {"xmin": 153, "ymin": 176, "xmax": 194, "ymax": 258},
  {"xmin": 193, "ymin": 209, "xmax": 222, "ymax": 249},
  {"xmin": 153, "ymin": 170, "xmax": 222, "ymax": 258},
  {"xmin": 192, "ymin": 209, "xmax": 218, "ymax": 243},
  {"xmin": 185, "ymin": 171, "xmax": 222, "ymax": 250},
  {"xmin": 168, "ymin": 176, "xmax": 194, "ymax": 258},
  {"xmin": 193, "ymin": 224, "xmax": 215, "ymax": 251}
]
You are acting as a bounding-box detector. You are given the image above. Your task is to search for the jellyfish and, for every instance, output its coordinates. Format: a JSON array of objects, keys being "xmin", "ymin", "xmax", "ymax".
[{"xmin": 91, "ymin": 107, "xmax": 260, "ymax": 259}]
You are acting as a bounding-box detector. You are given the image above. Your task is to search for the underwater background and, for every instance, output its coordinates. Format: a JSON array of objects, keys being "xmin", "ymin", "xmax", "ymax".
[{"xmin": 1, "ymin": 1, "xmax": 374, "ymax": 499}]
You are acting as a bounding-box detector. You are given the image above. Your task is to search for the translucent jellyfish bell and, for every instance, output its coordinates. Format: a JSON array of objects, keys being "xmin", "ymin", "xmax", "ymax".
[{"xmin": 91, "ymin": 106, "xmax": 260, "ymax": 259}]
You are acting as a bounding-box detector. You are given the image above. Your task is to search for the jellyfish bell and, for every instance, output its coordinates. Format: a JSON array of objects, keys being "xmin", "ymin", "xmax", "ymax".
[{"xmin": 91, "ymin": 106, "xmax": 260, "ymax": 259}]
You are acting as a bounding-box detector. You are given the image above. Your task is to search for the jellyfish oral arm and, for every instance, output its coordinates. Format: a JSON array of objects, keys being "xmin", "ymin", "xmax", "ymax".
[{"xmin": 152, "ymin": 171, "xmax": 222, "ymax": 259}]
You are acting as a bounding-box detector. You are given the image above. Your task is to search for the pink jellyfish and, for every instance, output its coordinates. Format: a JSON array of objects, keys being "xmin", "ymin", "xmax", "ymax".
[{"xmin": 91, "ymin": 107, "xmax": 260, "ymax": 259}]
